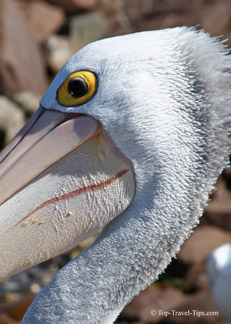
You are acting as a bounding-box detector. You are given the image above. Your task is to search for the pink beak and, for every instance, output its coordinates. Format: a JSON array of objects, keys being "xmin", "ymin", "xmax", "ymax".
[
  {"xmin": 0, "ymin": 106, "xmax": 99, "ymax": 206},
  {"xmin": 0, "ymin": 106, "xmax": 134, "ymax": 281}
]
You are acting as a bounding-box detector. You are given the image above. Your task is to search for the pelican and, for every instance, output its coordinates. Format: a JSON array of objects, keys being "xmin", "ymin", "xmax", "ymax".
[
  {"xmin": 207, "ymin": 243, "xmax": 231, "ymax": 322},
  {"xmin": 0, "ymin": 27, "xmax": 231, "ymax": 324}
]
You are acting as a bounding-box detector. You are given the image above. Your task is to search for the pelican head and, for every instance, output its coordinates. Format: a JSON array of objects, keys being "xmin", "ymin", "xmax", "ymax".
[{"xmin": 0, "ymin": 27, "xmax": 231, "ymax": 323}]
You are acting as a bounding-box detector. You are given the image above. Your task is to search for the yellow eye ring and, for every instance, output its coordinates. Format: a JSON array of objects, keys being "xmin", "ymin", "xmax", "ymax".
[{"xmin": 57, "ymin": 71, "xmax": 97, "ymax": 107}]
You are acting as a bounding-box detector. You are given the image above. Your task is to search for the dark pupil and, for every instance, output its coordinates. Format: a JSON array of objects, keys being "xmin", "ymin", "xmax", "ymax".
[{"xmin": 68, "ymin": 78, "xmax": 88, "ymax": 98}]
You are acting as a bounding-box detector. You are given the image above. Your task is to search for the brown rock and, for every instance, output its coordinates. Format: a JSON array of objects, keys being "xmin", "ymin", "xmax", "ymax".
[
  {"xmin": 0, "ymin": 0, "xmax": 48, "ymax": 96},
  {"xmin": 167, "ymin": 290, "xmax": 222, "ymax": 324},
  {"xmin": 201, "ymin": 1, "xmax": 231, "ymax": 37},
  {"xmin": 144, "ymin": 0, "xmax": 202, "ymax": 13},
  {"xmin": 203, "ymin": 175, "xmax": 231, "ymax": 231},
  {"xmin": 70, "ymin": 12, "xmax": 107, "ymax": 49},
  {"xmin": 183, "ymin": 261, "xmax": 209, "ymax": 292},
  {"xmin": 0, "ymin": 312, "xmax": 19, "ymax": 324},
  {"xmin": 120, "ymin": 288, "xmax": 224, "ymax": 324},
  {"xmin": 0, "ymin": 295, "xmax": 35, "ymax": 321},
  {"xmin": 96, "ymin": 0, "xmax": 122, "ymax": 13},
  {"xmin": 46, "ymin": 0, "xmax": 96, "ymax": 14},
  {"xmin": 21, "ymin": 1, "xmax": 65, "ymax": 44},
  {"xmin": 178, "ymin": 226, "xmax": 231, "ymax": 264},
  {"xmin": 12, "ymin": 91, "xmax": 40, "ymax": 115},
  {"xmin": 121, "ymin": 287, "xmax": 186, "ymax": 323},
  {"xmin": 44, "ymin": 35, "xmax": 78, "ymax": 74},
  {"xmin": 95, "ymin": 0, "xmax": 123, "ymax": 35},
  {"xmin": 0, "ymin": 96, "xmax": 26, "ymax": 145},
  {"xmin": 122, "ymin": 0, "xmax": 201, "ymax": 27},
  {"xmin": 111, "ymin": 0, "xmax": 231, "ymax": 45}
]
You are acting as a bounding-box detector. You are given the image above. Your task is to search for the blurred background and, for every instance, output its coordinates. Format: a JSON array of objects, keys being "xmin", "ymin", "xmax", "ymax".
[{"xmin": 0, "ymin": 0, "xmax": 231, "ymax": 323}]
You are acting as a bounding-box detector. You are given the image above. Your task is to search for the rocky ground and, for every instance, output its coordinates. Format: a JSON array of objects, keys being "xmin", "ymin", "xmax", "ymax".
[{"xmin": 0, "ymin": 0, "xmax": 231, "ymax": 323}]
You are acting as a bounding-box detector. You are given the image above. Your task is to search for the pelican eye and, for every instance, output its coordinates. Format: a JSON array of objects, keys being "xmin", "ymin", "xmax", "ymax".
[
  {"xmin": 57, "ymin": 71, "xmax": 97, "ymax": 106},
  {"xmin": 68, "ymin": 78, "xmax": 88, "ymax": 98}
]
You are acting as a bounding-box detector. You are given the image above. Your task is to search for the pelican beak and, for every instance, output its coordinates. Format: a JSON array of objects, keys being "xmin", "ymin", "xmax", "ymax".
[
  {"xmin": 0, "ymin": 107, "xmax": 135, "ymax": 281},
  {"xmin": 0, "ymin": 107, "xmax": 99, "ymax": 206}
]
